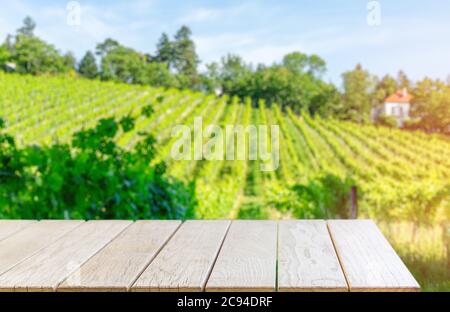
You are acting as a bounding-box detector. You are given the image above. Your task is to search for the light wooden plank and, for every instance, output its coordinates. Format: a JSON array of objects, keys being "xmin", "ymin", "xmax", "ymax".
[
  {"xmin": 206, "ymin": 220, "xmax": 277, "ymax": 292},
  {"xmin": 278, "ymin": 221, "xmax": 348, "ymax": 292},
  {"xmin": 0, "ymin": 220, "xmax": 131, "ymax": 292},
  {"xmin": 0, "ymin": 220, "xmax": 83, "ymax": 276},
  {"xmin": 0, "ymin": 221, "xmax": 35, "ymax": 242},
  {"xmin": 132, "ymin": 220, "xmax": 230, "ymax": 292},
  {"xmin": 327, "ymin": 220, "xmax": 420, "ymax": 292},
  {"xmin": 58, "ymin": 221, "xmax": 181, "ymax": 292}
]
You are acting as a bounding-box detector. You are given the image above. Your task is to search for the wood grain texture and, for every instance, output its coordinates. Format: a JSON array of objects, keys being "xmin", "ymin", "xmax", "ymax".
[
  {"xmin": 0, "ymin": 221, "xmax": 131, "ymax": 292},
  {"xmin": 0, "ymin": 220, "xmax": 83, "ymax": 276},
  {"xmin": 0, "ymin": 221, "xmax": 35, "ymax": 242},
  {"xmin": 58, "ymin": 221, "xmax": 181, "ymax": 292},
  {"xmin": 206, "ymin": 221, "xmax": 277, "ymax": 292},
  {"xmin": 132, "ymin": 220, "xmax": 230, "ymax": 292},
  {"xmin": 278, "ymin": 221, "xmax": 348, "ymax": 292},
  {"xmin": 327, "ymin": 220, "xmax": 420, "ymax": 292},
  {"xmin": 0, "ymin": 220, "xmax": 421, "ymax": 292}
]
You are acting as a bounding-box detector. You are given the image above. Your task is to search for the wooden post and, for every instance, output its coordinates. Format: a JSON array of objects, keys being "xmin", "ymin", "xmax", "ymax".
[{"xmin": 350, "ymin": 186, "xmax": 358, "ymax": 219}]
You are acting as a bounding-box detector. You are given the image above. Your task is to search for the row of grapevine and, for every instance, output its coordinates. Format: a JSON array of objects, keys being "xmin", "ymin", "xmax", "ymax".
[{"xmin": 1, "ymin": 72, "xmax": 448, "ymax": 223}]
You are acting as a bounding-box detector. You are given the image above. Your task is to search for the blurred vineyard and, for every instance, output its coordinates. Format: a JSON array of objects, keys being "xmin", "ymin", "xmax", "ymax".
[
  {"xmin": 1, "ymin": 73, "xmax": 449, "ymax": 290},
  {"xmin": 2, "ymin": 73, "xmax": 448, "ymax": 223}
]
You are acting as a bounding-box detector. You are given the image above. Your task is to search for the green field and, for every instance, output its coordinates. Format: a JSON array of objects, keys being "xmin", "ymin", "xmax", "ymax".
[
  {"xmin": 2, "ymin": 72, "xmax": 449, "ymax": 221},
  {"xmin": 1, "ymin": 73, "xmax": 449, "ymax": 290}
]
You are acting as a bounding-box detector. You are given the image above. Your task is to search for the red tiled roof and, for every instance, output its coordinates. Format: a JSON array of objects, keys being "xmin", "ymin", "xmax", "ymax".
[{"xmin": 385, "ymin": 89, "xmax": 412, "ymax": 103}]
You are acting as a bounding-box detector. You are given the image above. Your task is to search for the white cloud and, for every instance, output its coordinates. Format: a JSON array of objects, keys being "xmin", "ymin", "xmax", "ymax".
[
  {"xmin": 194, "ymin": 26, "xmax": 390, "ymax": 69},
  {"xmin": 1, "ymin": 0, "xmax": 449, "ymax": 84},
  {"xmin": 194, "ymin": 33, "xmax": 256, "ymax": 62},
  {"xmin": 0, "ymin": 0, "xmax": 30, "ymax": 38},
  {"xmin": 125, "ymin": 0, "xmax": 159, "ymax": 16},
  {"xmin": 179, "ymin": 8, "xmax": 220, "ymax": 24},
  {"xmin": 0, "ymin": 1, "xmax": 148, "ymax": 58},
  {"xmin": 177, "ymin": 2, "xmax": 258, "ymax": 25}
]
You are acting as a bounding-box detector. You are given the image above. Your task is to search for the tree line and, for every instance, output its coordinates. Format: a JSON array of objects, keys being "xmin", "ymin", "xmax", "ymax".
[
  {"xmin": 0, "ymin": 17, "xmax": 448, "ymax": 134},
  {"xmin": 341, "ymin": 65, "xmax": 449, "ymax": 133}
]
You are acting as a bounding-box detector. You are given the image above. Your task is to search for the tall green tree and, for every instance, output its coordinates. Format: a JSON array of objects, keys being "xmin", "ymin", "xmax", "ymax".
[
  {"xmin": 95, "ymin": 38, "xmax": 120, "ymax": 58},
  {"xmin": 307, "ymin": 54, "xmax": 327, "ymax": 78},
  {"xmin": 397, "ymin": 70, "xmax": 411, "ymax": 89},
  {"xmin": 5, "ymin": 17, "xmax": 72, "ymax": 74},
  {"xmin": 373, "ymin": 74, "xmax": 398, "ymax": 108},
  {"xmin": 62, "ymin": 52, "xmax": 77, "ymax": 71},
  {"xmin": 282, "ymin": 52, "xmax": 326, "ymax": 78},
  {"xmin": 4, "ymin": 35, "xmax": 14, "ymax": 50},
  {"xmin": 144, "ymin": 62, "xmax": 177, "ymax": 88},
  {"xmin": 202, "ymin": 62, "xmax": 221, "ymax": 94},
  {"xmin": 78, "ymin": 51, "xmax": 98, "ymax": 79},
  {"xmin": 218, "ymin": 54, "xmax": 252, "ymax": 97},
  {"xmin": 95, "ymin": 38, "xmax": 179, "ymax": 87},
  {"xmin": 173, "ymin": 26, "xmax": 199, "ymax": 87},
  {"xmin": 208, "ymin": 52, "xmax": 336, "ymax": 115},
  {"xmin": 309, "ymin": 82, "xmax": 343, "ymax": 117},
  {"xmin": 99, "ymin": 44, "xmax": 147, "ymax": 83},
  {"xmin": 12, "ymin": 35, "xmax": 68, "ymax": 74},
  {"xmin": 412, "ymin": 78, "xmax": 450, "ymax": 134},
  {"xmin": 341, "ymin": 64, "xmax": 375, "ymax": 123},
  {"xmin": 283, "ymin": 52, "xmax": 308, "ymax": 74},
  {"xmin": 0, "ymin": 44, "xmax": 10, "ymax": 69},
  {"xmin": 17, "ymin": 16, "xmax": 36, "ymax": 37},
  {"xmin": 155, "ymin": 33, "xmax": 174, "ymax": 68}
]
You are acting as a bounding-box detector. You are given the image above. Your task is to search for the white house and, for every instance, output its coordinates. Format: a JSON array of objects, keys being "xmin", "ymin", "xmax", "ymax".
[{"xmin": 378, "ymin": 88, "xmax": 412, "ymax": 127}]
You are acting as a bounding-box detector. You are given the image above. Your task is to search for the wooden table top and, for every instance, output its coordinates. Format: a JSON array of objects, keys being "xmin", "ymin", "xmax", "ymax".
[{"xmin": 0, "ymin": 220, "xmax": 420, "ymax": 292}]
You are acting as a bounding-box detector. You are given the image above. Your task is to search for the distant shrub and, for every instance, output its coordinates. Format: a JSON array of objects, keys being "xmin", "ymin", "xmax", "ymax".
[
  {"xmin": 376, "ymin": 114, "xmax": 398, "ymax": 128},
  {"xmin": 403, "ymin": 118, "xmax": 423, "ymax": 131},
  {"xmin": 265, "ymin": 173, "xmax": 357, "ymax": 219}
]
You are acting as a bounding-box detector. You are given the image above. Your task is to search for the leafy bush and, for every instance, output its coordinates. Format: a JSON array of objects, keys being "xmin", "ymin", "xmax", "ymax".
[
  {"xmin": 0, "ymin": 107, "xmax": 195, "ymax": 220},
  {"xmin": 403, "ymin": 118, "xmax": 423, "ymax": 131}
]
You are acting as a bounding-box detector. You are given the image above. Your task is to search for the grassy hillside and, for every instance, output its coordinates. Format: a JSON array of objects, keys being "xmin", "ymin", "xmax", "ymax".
[
  {"xmin": 1, "ymin": 73, "xmax": 449, "ymax": 290},
  {"xmin": 2, "ymin": 73, "xmax": 448, "ymax": 221}
]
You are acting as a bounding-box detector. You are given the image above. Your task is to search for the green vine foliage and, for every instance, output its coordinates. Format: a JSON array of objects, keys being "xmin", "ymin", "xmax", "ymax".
[
  {"xmin": 0, "ymin": 106, "xmax": 196, "ymax": 220},
  {"xmin": 265, "ymin": 173, "xmax": 356, "ymax": 219}
]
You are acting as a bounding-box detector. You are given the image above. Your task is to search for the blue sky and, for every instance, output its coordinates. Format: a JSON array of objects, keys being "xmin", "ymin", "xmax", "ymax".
[{"xmin": 1, "ymin": 0, "xmax": 450, "ymax": 84}]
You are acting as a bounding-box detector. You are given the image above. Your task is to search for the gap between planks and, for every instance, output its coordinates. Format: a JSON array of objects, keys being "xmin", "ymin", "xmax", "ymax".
[
  {"xmin": 326, "ymin": 221, "xmax": 351, "ymax": 292},
  {"xmin": 0, "ymin": 220, "xmax": 85, "ymax": 278},
  {"xmin": 131, "ymin": 221, "xmax": 231, "ymax": 292},
  {"xmin": 277, "ymin": 221, "xmax": 348, "ymax": 292},
  {"xmin": 55, "ymin": 221, "xmax": 134, "ymax": 292},
  {"xmin": 126, "ymin": 221, "xmax": 184, "ymax": 292},
  {"xmin": 0, "ymin": 221, "xmax": 132, "ymax": 292},
  {"xmin": 205, "ymin": 221, "xmax": 278, "ymax": 292},
  {"xmin": 0, "ymin": 221, "xmax": 36, "ymax": 243},
  {"xmin": 58, "ymin": 221, "xmax": 184, "ymax": 292},
  {"xmin": 327, "ymin": 220, "xmax": 420, "ymax": 292},
  {"xmin": 200, "ymin": 221, "xmax": 232, "ymax": 292}
]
